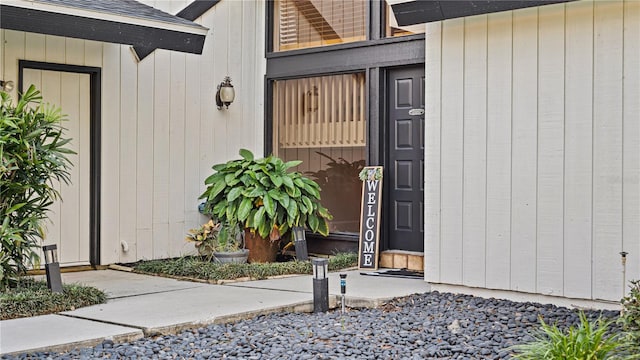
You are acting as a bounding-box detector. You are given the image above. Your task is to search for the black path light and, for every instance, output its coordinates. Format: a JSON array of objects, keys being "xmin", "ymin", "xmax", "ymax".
[
  {"xmin": 292, "ymin": 226, "xmax": 309, "ymax": 261},
  {"xmin": 42, "ymin": 244, "xmax": 63, "ymax": 293},
  {"xmin": 312, "ymin": 258, "xmax": 329, "ymax": 313}
]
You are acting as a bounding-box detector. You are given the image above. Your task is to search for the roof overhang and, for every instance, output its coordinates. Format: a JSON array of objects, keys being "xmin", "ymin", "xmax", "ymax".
[
  {"xmin": 391, "ymin": 0, "xmax": 576, "ymax": 26},
  {"xmin": 0, "ymin": 0, "xmax": 209, "ymax": 56}
]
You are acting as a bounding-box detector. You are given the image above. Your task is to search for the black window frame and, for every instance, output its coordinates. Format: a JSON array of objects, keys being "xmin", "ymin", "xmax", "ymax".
[{"xmin": 264, "ymin": 0, "xmax": 425, "ymax": 241}]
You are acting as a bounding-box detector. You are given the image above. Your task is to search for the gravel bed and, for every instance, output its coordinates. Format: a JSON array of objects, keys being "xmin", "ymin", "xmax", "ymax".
[{"xmin": 4, "ymin": 291, "xmax": 621, "ymax": 359}]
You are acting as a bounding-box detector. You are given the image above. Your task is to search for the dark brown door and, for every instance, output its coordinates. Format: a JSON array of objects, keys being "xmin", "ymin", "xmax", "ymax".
[{"xmin": 386, "ymin": 66, "xmax": 425, "ymax": 252}]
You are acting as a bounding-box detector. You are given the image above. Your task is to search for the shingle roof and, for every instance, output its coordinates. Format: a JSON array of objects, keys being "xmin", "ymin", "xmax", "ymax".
[{"xmin": 32, "ymin": 0, "xmax": 206, "ymax": 29}]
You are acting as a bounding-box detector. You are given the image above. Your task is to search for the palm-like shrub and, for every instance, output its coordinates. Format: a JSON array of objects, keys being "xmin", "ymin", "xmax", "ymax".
[
  {"xmin": 0, "ymin": 86, "xmax": 74, "ymax": 289},
  {"xmin": 512, "ymin": 312, "xmax": 628, "ymax": 360}
]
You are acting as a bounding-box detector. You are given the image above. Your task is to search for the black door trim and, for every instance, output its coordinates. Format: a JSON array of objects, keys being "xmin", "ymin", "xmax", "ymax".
[{"xmin": 18, "ymin": 60, "xmax": 102, "ymax": 266}]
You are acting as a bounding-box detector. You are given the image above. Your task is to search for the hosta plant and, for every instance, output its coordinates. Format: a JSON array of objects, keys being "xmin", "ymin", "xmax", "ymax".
[
  {"xmin": 0, "ymin": 86, "xmax": 74, "ymax": 289},
  {"xmin": 200, "ymin": 149, "xmax": 332, "ymax": 241}
]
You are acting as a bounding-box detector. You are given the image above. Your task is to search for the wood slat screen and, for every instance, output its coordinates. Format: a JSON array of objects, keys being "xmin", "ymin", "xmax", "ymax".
[
  {"xmin": 274, "ymin": 0, "xmax": 366, "ymax": 51},
  {"xmin": 274, "ymin": 73, "xmax": 366, "ymax": 149}
]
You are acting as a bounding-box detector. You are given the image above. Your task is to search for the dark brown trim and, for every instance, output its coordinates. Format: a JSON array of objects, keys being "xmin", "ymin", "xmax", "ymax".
[
  {"xmin": 176, "ymin": 0, "xmax": 221, "ymax": 21},
  {"xmin": 18, "ymin": 60, "xmax": 102, "ymax": 267},
  {"xmin": 266, "ymin": 36, "xmax": 425, "ymax": 79},
  {"xmin": 1, "ymin": 5, "xmax": 206, "ymax": 55},
  {"xmin": 392, "ymin": 0, "xmax": 575, "ymax": 26}
]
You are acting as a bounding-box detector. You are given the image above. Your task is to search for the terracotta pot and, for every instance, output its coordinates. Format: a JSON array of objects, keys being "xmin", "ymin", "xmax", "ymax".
[{"xmin": 244, "ymin": 229, "xmax": 279, "ymax": 263}]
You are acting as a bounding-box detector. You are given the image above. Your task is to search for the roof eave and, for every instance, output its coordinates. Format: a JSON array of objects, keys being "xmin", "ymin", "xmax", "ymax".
[{"xmin": 0, "ymin": 4, "xmax": 207, "ymax": 55}]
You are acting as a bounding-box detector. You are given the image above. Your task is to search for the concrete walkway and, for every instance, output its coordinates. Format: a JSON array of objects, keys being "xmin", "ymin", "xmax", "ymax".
[{"xmin": 0, "ymin": 269, "xmax": 430, "ymax": 356}]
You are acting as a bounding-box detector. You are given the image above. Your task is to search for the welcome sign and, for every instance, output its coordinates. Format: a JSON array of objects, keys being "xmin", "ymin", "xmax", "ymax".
[{"xmin": 358, "ymin": 167, "xmax": 383, "ymax": 269}]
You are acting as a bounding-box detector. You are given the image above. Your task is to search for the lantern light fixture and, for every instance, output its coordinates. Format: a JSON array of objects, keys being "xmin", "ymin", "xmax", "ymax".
[
  {"xmin": 0, "ymin": 80, "xmax": 15, "ymax": 92},
  {"xmin": 216, "ymin": 76, "xmax": 235, "ymax": 110},
  {"xmin": 292, "ymin": 226, "xmax": 308, "ymax": 261}
]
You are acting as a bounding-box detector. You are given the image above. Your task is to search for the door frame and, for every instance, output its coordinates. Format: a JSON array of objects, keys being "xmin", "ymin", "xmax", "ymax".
[
  {"xmin": 18, "ymin": 60, "xmax": 102, "ymax": 266},
  {"xmin": 380, "ymin": 64, "xmax": 425, "ymax": 252}
]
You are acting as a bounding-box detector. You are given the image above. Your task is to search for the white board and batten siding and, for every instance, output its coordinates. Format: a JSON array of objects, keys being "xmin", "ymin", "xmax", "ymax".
[
  {"xmin": 1, "ymin": 0, "xmax": 266, "ymax": 265},
  {"xmin": 425, "ymin": 0, "xmax": 640, "ymax": 302}
]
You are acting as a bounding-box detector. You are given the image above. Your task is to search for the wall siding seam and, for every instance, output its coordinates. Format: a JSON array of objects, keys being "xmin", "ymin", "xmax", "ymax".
[
  {"xmin": 590, "ymin": 0, "xmax": 595, "ymax": 300},
  {"xmin": 461, "ymin": 18, "xmax": 466, "ymax": 285},
  {"xmin": 484, "ymin": 16, "xmax": 489, "ymax": 289},
  {"xmin": 509, "ymin": 10, "xmax": 514, "ymax": 291}
]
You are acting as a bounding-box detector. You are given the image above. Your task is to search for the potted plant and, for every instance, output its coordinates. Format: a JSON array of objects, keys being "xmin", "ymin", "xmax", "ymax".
[
  {"xmin": 200, "ymin": 149, "xmax": 332, "ymax": 262},
  {"xmin": 185, "ymin": 219, "xmax": 248, "ymax": 264}
]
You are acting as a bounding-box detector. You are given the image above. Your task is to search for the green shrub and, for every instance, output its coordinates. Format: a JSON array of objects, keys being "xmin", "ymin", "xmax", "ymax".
[
  {"xmin": 0, "ymin": 86, "xmax": 74, "ymax": 289},
  {"xmin": 0, "ymin": 278, "xmax": 106, "ymax": 320},
  {"xmin": 512, "ymin": 311, "xmax": 627, "ymax": 360},
  {"xmin": 620, "ymin": 280, "xmax": 640, "ymax": 355}
]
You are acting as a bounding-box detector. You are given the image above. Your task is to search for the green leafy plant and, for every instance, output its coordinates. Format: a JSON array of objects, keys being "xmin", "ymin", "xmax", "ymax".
[
  {"xmin": 0, "ymin": 86, "xmax": 74, "ymax": 289},
  {"xmin": 305, "ymin": 152, "xmax": 364, "ymax": 232},
  {"xmin": 620, "ymin": 280, "xmax": 640, "ymax": 355},
  {"xmin": 133, "ymin": 252, "xmax": 358, "ymax": 281},
  {"xmin": 185, "ymin": 219, "xmax": 244, "ymax": 257},
  {"xmin": 0, "ymin": 278, "xmax": 106, "ymax": 320},
  {"xmin": 512, "ymin": 311, "xmax": 627, "ymax": 360},
  {"xmin": 200, "ymin": 149, "xmax": 332, "ymax": 240}
]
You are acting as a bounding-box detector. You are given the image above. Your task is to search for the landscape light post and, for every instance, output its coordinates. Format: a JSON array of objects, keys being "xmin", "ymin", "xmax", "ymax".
[
  {"xmin": 312, "ymin": 258, "xmax": 329, "ymax": 313},
  {"xmin": 43, "ymin": 244, "xmax": 63, "ymax": 293}
]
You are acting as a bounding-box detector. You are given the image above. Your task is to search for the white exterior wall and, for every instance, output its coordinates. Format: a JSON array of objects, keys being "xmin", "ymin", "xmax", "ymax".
[
  {"xmin": 425, "ymin": 0, "xmax": 640, "ymax": 302},
  {"xmin": 1, "ymin": 0, "xmax": 266, "ymax": 264}
]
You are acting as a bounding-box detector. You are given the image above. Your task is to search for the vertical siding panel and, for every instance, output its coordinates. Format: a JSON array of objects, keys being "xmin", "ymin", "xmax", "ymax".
[
  {"xmin": 45, "ymin": 35, "xmax": 65, "ymax": 63},
  {"xmin": 3, "ymin": 31, "xmax": 25, "ymax": 101},
  {"xmin": 64, "ymin": 38, "xmax": 84, "ymax": 65},
  {"xmin": 25, "ymin": 33, "xmax": 45, "ymax": 62},
  {"xmin": 119, "ymin": 46, "xmax": 138, "ymax": 263},
  {"xmin": 485, "ymin": 11, "xmax": 513, "ymax": 290},
  {"xmin": 77, "ymin": 74, "xmax": 91, "ymax": 263},
  {"xmin": 101, "ymin": 44, "xmax": 121, "ymax": 264},
  {"xmin": 462, "ymin": 15, "xmax": 488, "ymax": 287},
  {"xmin": 39, "ymin": 71, "xmax": 62, "ymax": 258},
  {"xmin": 199, "ymin": 10, "xmax": 216, "ymax": 193},
  {"xmin": 184, "ymin": 51, "xmax": 203, "ymax": 246},
  {"xmin": 623, "ymin": 0, "xmax": 640, "ymax": 289},
  {"xmin": 241, "ymin": 0, "xmax": 258, "ymax": 152},
  {"xmin": 136, "ymin": 53, "xmax": 155, "ymax": 260},
  {"xmin": 536, "ymin": 4, "xmax": 565, "ymax": 296},
  {"xmin": 425, "ymin": 21, "xmax": 442, "ymax": 282},
  {"xmin": 253, "ymin": 1, "xmax": 266, "ymax": 153},
  {"xmin": 59, "ymin": 73, "xmax": 81, "ymax": 264},
  {"xmin": 227, "ymin": 0, "xmax": 245, "ymax": 154},
  {"xmin": 440, "ymin": 18, "xmax": 465, "ymax": 285},
  {"xmin": 510, "ymin": 8, "xmax": 538, "ymax": 293},
  {"xmin": 211, "ymin": 4, "xmax": 228, "ymax": 163},
  {"xmin": 564, "ymin": 0, "xmax": 594, "ymax": 299},
  {"xmin": 0, "ymin": 31, "xmax": 4, "ymax": 82},
  {"xmin": 153, "ymin": 50, "xmax": 171, "ymax": 259},
  {"xmin": 169, "ymin": 52, "xmax": 186, "ymax": 257},
  {"xmin": 83, "ymin": 41, "xmax": 102, "ymax": 68},
  {"xmin": 593, "ymin": 1, "xmax": 624, "ymax": 301}
]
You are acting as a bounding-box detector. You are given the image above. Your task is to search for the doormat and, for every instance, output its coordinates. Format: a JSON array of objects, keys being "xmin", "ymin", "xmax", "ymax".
[{"xmin": 360, "ymin": 268, "xmax": 424, "ymax": 279}]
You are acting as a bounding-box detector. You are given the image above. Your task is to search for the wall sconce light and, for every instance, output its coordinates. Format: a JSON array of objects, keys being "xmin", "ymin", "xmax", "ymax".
[
  {"xmin": 292, "ymin": 226, "xmax": 308, "ymax": 261},
  {"xmin": 312, "ymin": 258, "xmax": 329, "ymax": 313},
  {"xmin": 42, "ymin": 244, "xmax": 63, "ymax": 293},
  {"xmin": 0, "ymin": 80, "xmax": 15, "ymax": 92},
  {"xmin": 216, "ymin": 76, "xmax": 235, "ymax": 110}
]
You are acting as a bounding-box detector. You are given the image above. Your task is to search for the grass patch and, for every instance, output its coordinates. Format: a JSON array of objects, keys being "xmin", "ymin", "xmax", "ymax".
[
  {"xmin": 0, "ymin": 278, "xmax": 107, "ymax": 320},
  {"xmin": 133, "ymin": 252, "xmax": 358, "ymax": 282}
]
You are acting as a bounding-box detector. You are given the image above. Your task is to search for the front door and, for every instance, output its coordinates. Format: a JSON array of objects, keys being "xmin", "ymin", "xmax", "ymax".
[
  {"xmin": 386, "ymin": 66, "xmax": 425, "ymax": 252},
  {"xmin": 22, "ymin": 68, "xmax": 92, "ymax": 266}
]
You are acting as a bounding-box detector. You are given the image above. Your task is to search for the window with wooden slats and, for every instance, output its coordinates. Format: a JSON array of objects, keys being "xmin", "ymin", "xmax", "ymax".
[
  {"xmin": 273, "ymin": 73, "xmax": 366, "ymax": 233},
  {"xmin": 274, "ymin": 0, "xmax": 366, "ymax": 52}
]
